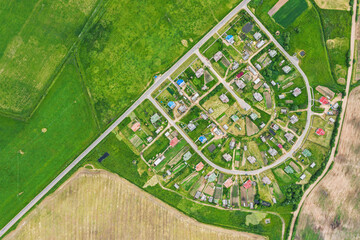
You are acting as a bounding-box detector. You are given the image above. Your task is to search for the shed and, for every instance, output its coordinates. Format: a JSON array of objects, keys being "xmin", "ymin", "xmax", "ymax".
[
  {"xmin": 168, "ymin": 101, "xmax": 176, "ymax": 109},
  {"xmin": 208, "ymin": 144, "xmax": 216, "ymax": 153}
]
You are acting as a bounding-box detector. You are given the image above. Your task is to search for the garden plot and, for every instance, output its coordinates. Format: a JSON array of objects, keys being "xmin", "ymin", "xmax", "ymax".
[{"xmin": 307, "ymin": 115, "xmax": 335, "ymax": 148}]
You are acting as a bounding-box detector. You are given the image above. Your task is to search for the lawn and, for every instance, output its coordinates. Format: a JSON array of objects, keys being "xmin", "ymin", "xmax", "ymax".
[
  {"xmin": 80, "ymin": 0, "xmax": 243, "ymax": 127},
  {"xmin": 0, "ymin": 0, "xmax": 99, "ymax": 118},
  {"xmin": 273, "ymin": 0, "xmax": 308, "ymax": 28},
  {"xmin": 0, "ymin": 56, "xmax": 99, "ymax": 228},
  {"xmin": 143, "ymin": 133, "xmax": 170, "ymax": 161}
]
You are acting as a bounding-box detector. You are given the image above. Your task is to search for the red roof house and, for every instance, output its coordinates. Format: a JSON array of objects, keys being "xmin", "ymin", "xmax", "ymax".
[
  {"xmin": 195, "ymin": 162, "xmax": 204, "ymax": 172},
  {"xmin": 131, "ymin": 122, "xmax": 141, "ymax": 132},
  {"xmin": 236, "ymin": 72, "xmax": 244, "ymax": 78},
  {"xmin": 319, "ymin": 96, "xmax": 329, "ymax": 105},
  {"xmin": 243, "ymin": 179, "xmax": 252, "ymax": 189},
  {"xmin": 315, "ymin": 128, "xmax": 325, "ymax": 136},
  {"xmin": 170, "ymin": 137, "xmax": 179, "ymax": 147},
  {"xmin": 277, "ymin": 144, "xmax": 283, "ymax": 149}
]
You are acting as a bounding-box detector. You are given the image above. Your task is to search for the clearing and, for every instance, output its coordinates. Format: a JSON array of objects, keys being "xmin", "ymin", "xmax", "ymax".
[
  {"xmin": 314, "ymin": 0, "xmax": 350, "ymax": 10},
  {"xmin": 5, "ymin": 168, "xmax": 265, "ymax": 240}
]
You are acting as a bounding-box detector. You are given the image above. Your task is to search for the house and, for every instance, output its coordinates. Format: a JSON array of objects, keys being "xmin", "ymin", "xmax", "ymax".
[
  {"xmin": 250, "ymin": 112, "xmax": 258, "ymax": 121},
  {"xmin": 201, "ymin": 194, "xmax": 207, "ymax": 201},
  {"xmin": 231, "ymin": 114, "xmax": 240, "ymax": 122},
  {"xmin": 208, "ymin": 144, "xmax": 216, "ymax": 153},
  {"xmin": 248, "ymin": 65, "xmax": 257, "ymax": 76},
  {"xmin": 191, "ymin": 93, "xmax": 199, "ymax": 102},
  {"xmin": 256, "ymin": 40, "xmax": 265, "ymax": 48},
  {"xmin": 253, "ymin": 32, "xmax": 262, "ymax": 40},
  {"xmin": 281, "ymin": 108, "xmax": 288, "ymax": 114},
  {"xmin": 224, "ymin": 178, "xmax": 233, "ymax": 188},
  {"xmin": 195, "ymin": 68, "xmax": 204, "ymax": 78},
  {"xmin": 194, "ymin": 191, "xmax": 201, "ymax": 199},
  {"xmin": 229, "ymin": 138, "xmax": 236, "ymax": 149},
  {"xmin": 263, "ymin": 82, "xmax": 269, "ymax": 89},
  {"xmin": 170, "ymin": 137, "xmax": 179, "ymax": 147},
  {"xmin": 316, "ymin": 128, "xmax": 325, "ymax": 136},
  {"xmin": 208, "ymin": 173, "xmax": 217, "ymax": 182},
  {"xmin": 284, "ymin": 132, "xmax": 295, "ymax": 142},
  {"xmin": 261, "ymin": 201, "xmax": 271, "ymax": 207},
  {"xmin": 176, "ymin": 79, "xmax": 185, "ymax": 87},
  {"xmin": 131, "ymin": 122, "xmax": 141, "ymax": 132},
  {"xmin": 199, "ymin": 135, "xmax": 207, "ymax": 143},
  {"xmin": 174, "ymin": 183, "xmax": 179, "ymax": 189},
  {"xmin": 271, "ymin": 80, "xmax": 277, "ymax": 86},
  {"xmin": 223, "ymin": 124, "xmax": 229, "ymax": 130},
  {"xmin": 268, "ymin": 148, "xmax": 278, "ymax": 157},
  {"xmin": 253, "ymin": 92, "xmax": 263, "ymax": 102},
  {"xmin": 243, "ymin": 50, "xmax": 250, "ymax": 60},
  {"xmin": 262, "ymin": 176, "xmax": 271, "ymax": 185},
  {"xmin": 235, "ymin": 79, "xmax": 246, "ymax": 89},
  {"xmin": 300, "ymin": 174, "xmax": 306, "ymax": 180},
  {"xmin": 208, "ymin": 197, "xmax": 213, "ymax": 203},
  {"xmin": 278, "ymin": 94, "xmax": 285, "ymax": 99},
  {"xmin": 178, "ymin": 104, "xmax": 187, "ymax": 113},
  {"xmin": 260, "ymin": 135, "xmax": 266, "ymax": 142},
  {"xmin": 282, "ymin": 65, "xmax": 291, "ymax": 74},
  {"xmin": 278, "ymin": 144, "xmax": 283, "ymax": 149},
  {"xmin": 147, "ymin": 136, "xmax": 153, "ymax": 143},
  {"xmin": 232, "ymin": 61, "xmax": 239, "ymax": 70},
  {"xmin": 201, "ymin": 113, "xmax": 208, "ymax": 120},
  {"xmin": 166, "ymin": 170, "xmax": 171, "ymax": 176},
  {"xmin": 225, "ymin": 35, "xmax": 235, "ymax": 44},
  {"xmin": 222, "ymin": 199, "xmax": 228, "ymax": 206},
  {"xmin": 255, "ymin": 63, "xmax": 262, "ymax": 70},
  {"xmin": 290, "ymin": 115, "xmax": 299, "ymax": 124},
  {"xmin": 247, "ymin": 156, "xmax": 256, "ymax": 164},
  {"xmin": 329, "ymin": 117, "xmax": 335, "ymax": 124},
  {"xmin": 332, "ymin": 102, "xmax": 339, "ymax": 110},
  {"xmin": 188, "ymin": 123, "xmax": 196, "ymax": 131},
  {"xmin": 310, "ymin": 162, "xmax": 316, "ymax": 168},
  {"xmin": 195, "ymin": 162, "xmax": 204, "ymax": 171},
  {"xmin": 254, "ymin": 78, "xmax": 261, "ymax": 85},
  {"xmin": 219, "ymin": 93, "xmax": 229, "ymax": 103},
  {"xmin": 265, "ymin": 219, "xmax": 271, "ymax": 224},
  {"xmin": 154, "ymin": 155, "xmax": 165, "ymax": 166},
  {"xmin": 208, "ymin": 108, "xmax": 214, "ymax": 114},
  {"xmin": 319, "ymin": 96, "xmax": 329, "ymax": 105},
  {"xmin": 269, "ymin": 129, "xmax": 276, "ymax": 136},
  {"xmin": 243, "ymin": 179, "xmax": 252, "ymax": 189},
  {"xmin": 168, "ymin": 101, "xmax": 176, "ymax": 109},
  {"xmin": 155, "ymin": 128, "xmax": 162, "ymax": 134},
  {"xmin": 183, "ymin": 151, "xmax": 192, "ymax": 161},
  {"xmin": 213, "ymin": 127, "xmax": 223, "ymax": 136},
  {"xmin": 223, "ymin": 153, "xmax": 232, "ymax": 162},
  {"xmin": 292, "ymin": 88, "xmax": 302, "ymax": 97},
  {"xmin": 271, "ymin": 123, "xmax": 280, "ymax": 131},
  {"xmin": 236, "ymin": 72, "xmax": 244, "ymax": 78},
  {"xmin": 260, "ymin": 122, "xmax": 266, "ymax": 129},
  {"xmin": 269, "ymin": 49, "xmax": 277, "ymax": 58},
  {"xmin": 213, "ymin": 51, "xmax": 223, "ymax": 62}
]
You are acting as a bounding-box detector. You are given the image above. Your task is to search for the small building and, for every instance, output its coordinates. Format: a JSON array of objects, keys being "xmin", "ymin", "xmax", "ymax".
[
  {"xmin": 319, "ymin": 96, "xmax": 329, "ymax": 105},
  {"xmin": 329, "ymin": 117, "xmax": 335, "ymax": 124},
  {"xmin": 262, "ymin": 176, "xmax": 272, "ymax": 185},
  {"xmin": 272, "ymin": 197, "xmax": 277, "ymax": 204},
  {"xmin": 260, "ymin": 135, "xmax": 266, "ymax": 142},
  {"xmin": 168, "ymin": 101, "xmax": 176, "ymax": 109},
  {"xmin": 261, "ymin": 201, "xmax": 271, "ymax": 207},
  {"xmin": 302, "ymin": 149, "xmax": 312, "ymax": 157},
  {"xmin": 176, "ymin": 79, "xmax": 185, "ymax": 87},
  {"xmin": 213, "ymin": 127, "xmax": 223, "ymax": 136},
  {"xmin": 242, "ymin": 22, "xmax": 254, "ymax": 33},
  {"xmin": 250, "ymin": 112, "xmax": 258, "ymax": 121},
  {"xmin": 271, "ymin": 80, "xmax": 277, "ymax": 86},
  {"xmin": 183, "ymin": 151, "xmax": 192, "ymax": 161},
  {"xmin": 243, "ymin": 179, "xmax": 252, "ymax": 189},
  {"xmin": 243, "ymin": 51, "xmax": 250, "ymax": 60},
  {"xmin": 254, "ymin": 78, "xmax": 261, "ymax": 85},
  {"xmin": 147, "ymin": 136, "xmax": 153, "ymax": 143},
  {"xmin": 265, "ymin": 219, "xmax": 271, "ymax": 224},
  {"xmin": 235, "ymin": 79, "xmax": 246, "ymax": 89},
  {"xmin": 256, "ymin": 40, "xmax": 265, "ymax": 48},
  {"xmin": 260, "ymin": 122, "xmax": 266, "ymax": 129},
  {"xmin": 282, "ymin": 65, "xmax": 291, "ymax": 74},
  {"xmin": 174, "ymin": 183, "xmax": 179, "ymax": 189},
  {"xmin": 255, "ymin": 63, "xmax": 262, "ymax": 70},
  {"xmin": 281, "ymin": 108, "xmax": 287, "ymax": 114},
  {"xmin": 208, "ymin": 144, "xmax": 216, "ymax": 153},
  {"xmin": 272, "ymin": 123, "xmax": 280, "ymax": 131},
  {"xmin": 222, "ymin": 199, "xmax": 228, "ymax": 206},
  {"xmin": 253, "ymin": 92, "xmax": 263, "ymax": 102},
  {"xmin": 166, "ymin": 170, "xmax": 171, "ymax": 176},
  {"xmin": 195, "ymin": 162, "xmax": 204, "ymax": 172},
  {"xmin": 253, "ymin": 32, "xmax": 262, "ymax": 40},
  {"xmin": 232, "ymin": 61, "xmax": 240, "ymax": 70},
  {"xmin": 170, "ymin": 137, "xmax": 179, "ymax": 147},
  {"xmin": 201, "ymin": 194, "xmax": 207, "ymax": 201},
  {"xmin": 178, "ymin": 104, "xmax": 187, "ymax": 113},
  {"xmin": 290, "ymin": 115, "xmax": 299, "ymax": 124},
  {"xmin": 236, "ymin": 72, "xmax": 244, "ymax": 78},
  {"xmin": 231, "ymin": 114, "xmax": 240, "ymax": 122},
  {"xmin": 194, "ymin": 191, "xmax": 201, "ymax": 199},
  {"xmin": 191, "ymin": 93, "xmax": 199, "ymax": 102},
  {"xmin": 268, "ymin": 148, "xmax": 278, "ymax": 157},
  {"xmin": 223, "ymin": 153, "xmax": 232, "ymax": 162},
  {"xmin": 269, "ymin": 49, "xmax": 277, "ymax": 58},
  {"xmin": 195, "ymin": 68, "xmax": 204, "ymax": 78},
  {"xmin": 208, "ymin": 196, "xmax": 213, "ymax": 203},
  {"xmin": 131, "ymin": 122, "xmax": 141, "ymax": 132},
  {"xmin": 219, "ymin": 94, "xmax": 229, "ymax": 103},
  {"xmin": 223, "ymin": 124, "xmax": 229, "ymax": 130},
  {"xmin": 229, "ymin": 138, "xmax": 236, "ymax": 149},
  {"xmin": 284, "ymin": 132, "xmax": 295, "ymax": 142},
  {"xmin": 199, "ymin": 135, "xmax": 207, "ymax": 144},
  {"xmin": 247, "ymin": 156, "xmax": 256, "ymax": 164},
  {"xmin": 332, "ymin": 102, "xmax": 339, "ymax": 110},
  {"xmin": 269, "ymin": 129, "xmax": 276, "ymax": 136},
  {"xmin": 223, "ymin": 178, "xmax": 233, "ymax": 188},
  {"xmin": 263, "ymin": 82, "xmax": 269, "ymax": 89},
  {"xmin": 300, "ymin": 174, "xmax": 306, "ymax": 180},
  {"xmin": 213, "ymin": 51, "xmax": 223, "ymax": 62},
  {"xmin": 248, "ymin": 65, "xmax": 257, "ymax": 76},
  {"xmin": 310, "ymin": 162, "xmax": 316, "ymax": 168},
  {"xmin": 300, "ymin": 50, "xmax": 306, "ymax": 57},
  {"xmin": 154, "ymin": 155, "xmax": 165, "ymax": 166},
  {"xmin": 201, "ymin": 113, "xmax": 208, "ymax": 120},
  {"xmin": 292, "ymin": 88, "xmax": 302, "ymax": 97},
  {"xmin": 225, "ymin": 35, "xmax": 235, "ymax": 44},
  {"xmin": 208, "ymin": 108, "xmax": 214, "ymax": 114},
  {"xmin": 316, "ymin": 128, "xmax": 325, "ymax": 136},
  {"xmin": 188, "ymin": 123, "xmax": 196, "ymax": 131},
  {"xmin": 278, "ymin": 144, "xmax": 283, "ymax": 149},
  {"xmin": 278, "ymin": 94, "xmax": 285, "ymax": 99}
]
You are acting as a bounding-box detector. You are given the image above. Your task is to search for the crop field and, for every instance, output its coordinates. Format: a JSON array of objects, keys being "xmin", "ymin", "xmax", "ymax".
[
  {"xmin": 314, "ymin": 0, "xmax": 350, "ymax": 10},
  {"xmin": 273, "ymin": 0, "xmax": 308, "ymax": 28},
  {"xmin": 80, "ymin": 0, "xmax": 244, "ymax": 127},
  {"xmin": 0, "ymin": 0, "xmax": 99, "ymax": 117},
  {"xmin": 0, "ymin": 56, "xmax": 99, "ymax": 229},
  {"xmin": 295, "ymin": 86, "xmax": 360, "ymax": 240},
  {"xmin": 5, "ymin": 168, "xmax": 266, "ymax": 240}
]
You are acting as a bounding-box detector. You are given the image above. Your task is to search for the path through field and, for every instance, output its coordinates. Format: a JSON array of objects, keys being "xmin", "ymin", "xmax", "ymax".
[{"xmin": 5, "ymin": 168, "xmax": 264, "ymax": 240}]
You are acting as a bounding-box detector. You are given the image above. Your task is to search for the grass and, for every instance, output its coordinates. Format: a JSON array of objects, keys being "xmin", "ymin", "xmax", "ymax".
[
  {"xmin": 273, "ymin": 0, "xmax": 309, "ymax": 28},
  {"xmin": 0, "ymin": 56, "xmax": 99, "ymax": 229},
  {"xmin": 143, "ymin": 133, "xmax": 169, "ymax": 161},
  {"xmin": 80, "ymin": 0, "xmax": 243, "ymax": 127},
  {"xmin": 0, "ymin": 0, "xmax": 99, "ymax": 118}
]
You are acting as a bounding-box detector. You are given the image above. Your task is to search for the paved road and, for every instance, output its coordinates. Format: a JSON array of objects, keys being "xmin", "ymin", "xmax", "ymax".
[
  {"xmin": 0, "ymin": 0, "xmax": 251, "ymax": 237},
  {"xmin": 287, "ymin": 0, "xmax": 358, "ymax": 238}
]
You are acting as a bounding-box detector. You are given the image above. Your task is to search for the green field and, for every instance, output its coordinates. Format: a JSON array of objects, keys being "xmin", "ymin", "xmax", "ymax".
[
  {"xmin": 0, "ymin": 0, "xmax": 99, "ymax": 118},
  {"xmin": 80, "ymin": 0, "xmax": 243, "ymax": 127},
  {"xmin": 0, "ymin": 56, "xmax": 99, "ymax": 228},
  {"xmin": 273, "ymin": 0, "xmax": 308, "ymax": 28}
]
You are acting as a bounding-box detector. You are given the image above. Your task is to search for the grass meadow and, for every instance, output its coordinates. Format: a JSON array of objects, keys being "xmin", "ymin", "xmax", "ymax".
[
  {"xmin": 0, "ymin": 56, "xmax": 99, "ymax": 228},
  {"xmin": 80, "ymin": 0, "xmax": 243, "ymax": 127},
  {"xmin": 0, "ymin": 0, "xmax": 99, "ymax": 118}
]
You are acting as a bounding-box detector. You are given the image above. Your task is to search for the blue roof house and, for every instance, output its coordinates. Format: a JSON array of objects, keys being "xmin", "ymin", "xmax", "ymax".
[
  {"xmin": 225, "ymin": 35, "xmax": 235, "ymax": 44},
  {"xmin": 199, "ymin": 136, "xmax": 207, "ymax": 144},
  {"xmin": 168, "ymin": 101, "xmax": 176, "ymax": 109},
  {"xmin": 176, "ymin": 79, "xmax": 185, "ymax": 87}
]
